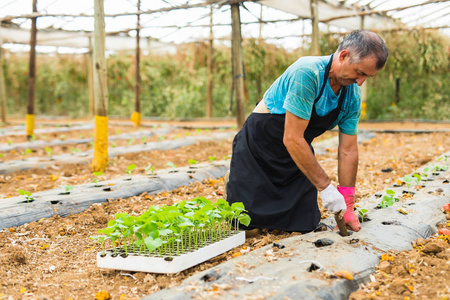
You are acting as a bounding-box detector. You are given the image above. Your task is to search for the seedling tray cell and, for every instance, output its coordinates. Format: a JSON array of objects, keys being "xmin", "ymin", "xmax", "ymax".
[{"xmin": 97, "ymin": 232, "xmax": 245, "ymax": 274}]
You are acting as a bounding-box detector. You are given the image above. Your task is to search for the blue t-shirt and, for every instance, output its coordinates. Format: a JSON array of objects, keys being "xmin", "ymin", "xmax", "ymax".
[{"xmin": 263, "ymin": 55, "xmax": 361, "ymax": 135}]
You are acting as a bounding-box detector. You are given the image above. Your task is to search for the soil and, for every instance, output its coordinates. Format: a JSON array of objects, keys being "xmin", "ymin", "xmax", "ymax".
[{"xmin": 0, "ymin": 120, "xmax": 449, "ymax": 300}]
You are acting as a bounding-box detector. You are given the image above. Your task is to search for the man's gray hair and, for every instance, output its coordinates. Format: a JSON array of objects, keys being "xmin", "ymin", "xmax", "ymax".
[{"xmin": 337, "ymin": 30, "xmax": 389, "ymax": 70}]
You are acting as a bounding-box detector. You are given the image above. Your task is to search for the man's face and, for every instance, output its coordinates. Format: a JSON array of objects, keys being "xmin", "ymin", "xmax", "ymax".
[{"xmin": 336, "ymin": 50, "xmax": 379, "ymax": 87}]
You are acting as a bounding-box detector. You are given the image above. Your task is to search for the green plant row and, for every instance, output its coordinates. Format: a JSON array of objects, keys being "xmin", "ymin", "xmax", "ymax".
[{"xmin": 91, "ymin": 197, "xmax": 251, "ymax": 259}]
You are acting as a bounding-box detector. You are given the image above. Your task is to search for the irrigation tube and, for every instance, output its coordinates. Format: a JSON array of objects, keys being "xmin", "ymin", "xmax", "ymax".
[{"xmin": 141, "ymin": 152, "xmax": 449, "ymax": 300}]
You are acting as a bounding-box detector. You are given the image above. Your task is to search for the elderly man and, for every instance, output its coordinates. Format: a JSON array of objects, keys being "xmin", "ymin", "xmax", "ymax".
[{"xmin": 226, "ymin": 30, "xmax": 388, "ymax": 234}]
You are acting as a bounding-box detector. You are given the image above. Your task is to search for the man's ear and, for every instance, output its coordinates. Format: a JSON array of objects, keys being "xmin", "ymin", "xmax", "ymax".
[{"xmin": 338, "ymin": 50, "xmax": 350, "ymax": 62}]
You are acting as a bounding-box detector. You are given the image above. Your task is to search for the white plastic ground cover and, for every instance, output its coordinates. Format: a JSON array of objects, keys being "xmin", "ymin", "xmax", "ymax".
[
  {"xmin": 97, "ymin": 232, "xmax": 245, "ymax": 274},
  {"xmin": 141, "ymin": 152, "xmax": 449, "ymax": 300},
  {"xmin": 0, "ymin": 131, "xmax": 236, "ymax": 174},
  {"xmin": 312, "ymin": 130, "xmax": 374, "ymax": 156},
  {"xmin": 0, "ymin": 127, "xmax": 173, "ymax": 152},
  {"xmin": 0, "ymin": 123, "xmax": 94, "ymax": 137},
  {"xmin": 0, "ymin": 161, "xmax": 230, "ymax": 230}
]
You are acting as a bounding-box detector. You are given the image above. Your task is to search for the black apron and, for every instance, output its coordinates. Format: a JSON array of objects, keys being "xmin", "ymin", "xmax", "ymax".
[{"xmin": 227, "ymin": 54, "xmax": 346, "ymax": 233}]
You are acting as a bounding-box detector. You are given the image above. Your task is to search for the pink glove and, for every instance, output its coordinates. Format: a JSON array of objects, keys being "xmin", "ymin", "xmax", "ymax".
[{"xmin": 337, "ymin": 186, "xmax": 361, "ymax": 232}]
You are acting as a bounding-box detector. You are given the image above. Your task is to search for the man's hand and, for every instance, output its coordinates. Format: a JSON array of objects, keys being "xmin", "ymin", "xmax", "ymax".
[{"xmin": 320, "ymin": 184, "xmax": 347, "ymax": 214}]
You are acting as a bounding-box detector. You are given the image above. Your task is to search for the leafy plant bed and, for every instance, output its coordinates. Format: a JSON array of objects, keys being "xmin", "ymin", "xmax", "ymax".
[
  {"xmin": 97, "ymin": 231, "xmax": 245, "ymax": 273},
  {"xmin": 92, "ymin": 196, "xmax": 250, "ymax": 274}
]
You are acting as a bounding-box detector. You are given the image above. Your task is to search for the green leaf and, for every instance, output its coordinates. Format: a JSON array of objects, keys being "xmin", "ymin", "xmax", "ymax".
[
  {"xmin": 188, "ymin": 159, "xmax": 197, "ymax": 165},
  {"xmin": 238, "ymin": 214, "xmax": 251, "ymax": 226},
  {"xmin": 144, "ymin": 237, "xmax": 163, "ymax": 253}
]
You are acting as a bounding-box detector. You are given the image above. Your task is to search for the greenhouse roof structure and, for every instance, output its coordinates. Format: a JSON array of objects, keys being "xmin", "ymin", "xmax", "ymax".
[{"xmin": 0, "ymin": 0, "xmax": 448, "ymax": 53}]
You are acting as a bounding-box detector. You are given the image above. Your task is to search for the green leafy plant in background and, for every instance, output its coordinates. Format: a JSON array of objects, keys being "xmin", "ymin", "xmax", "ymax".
[
  {"xmin": 92, "ymin": 172, "xmax": 103, "ymax": 187},
  {"xmin": 188, "ymin": 159, "xmax": 197, "ymax": 165},
  {"xmin": 22, "ymin": 148, "xmax": 32, "ymax": 156},
  {"xmin": 126, "ymin": 164, "xmax": 136, "ymax": 177},
  {"xmin": 208, "ymin": 156, "xmax": 216, "ymax": 162},
  {"xmin": 167, "ymin": 161, "xmax": 176, "ymax": 169},
  {"xmin": 64, "ymin": 185, "xmax": 74, "ymax": 193},
  {"xmin": 91, "ymin": 197, "xmax": 251, "ymax": 258},
  {"xmin": 44, "ymin": 147, "xmax": 52, "ymax": 156},
  {"xmin": 70, "ymin": 147, "xmax": 81, "ymax": 154},
  {"xmin": 18, "ymin": 189, "xmax": 34, "ymax": 203},
  {"xmin": 145, "ymin": 163, "xmax": 155, "ymax": 174},
  {"xmin": 378, "ymin": 189, "xmax": 399, "ymax": 209}
]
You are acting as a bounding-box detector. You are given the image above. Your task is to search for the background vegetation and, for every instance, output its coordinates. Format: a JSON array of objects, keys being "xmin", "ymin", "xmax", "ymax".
[{"xmin": 2, "ymin": 29, "xmax": 449, "ymax": 120}]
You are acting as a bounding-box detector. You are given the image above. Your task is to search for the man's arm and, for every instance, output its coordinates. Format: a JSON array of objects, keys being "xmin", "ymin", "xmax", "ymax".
[
  {"xmin": 283, "ymin": 111, "xmax": 330, "ymax": 191},
  {"xmin": 337, "ymin": 131, "xmax": 358, "ymax": 187}
]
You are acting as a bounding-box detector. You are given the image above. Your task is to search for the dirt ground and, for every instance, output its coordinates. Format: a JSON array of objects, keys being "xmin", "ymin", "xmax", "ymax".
[{"xmin": 0, "ymin": 120, "xmax": 449, "ymax": 300}]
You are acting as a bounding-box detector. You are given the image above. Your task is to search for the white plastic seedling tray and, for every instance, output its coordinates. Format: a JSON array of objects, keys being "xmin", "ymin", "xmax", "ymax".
[{"xmin": 97, "ymin": 231, "xmax": 245, "ymax": 274}]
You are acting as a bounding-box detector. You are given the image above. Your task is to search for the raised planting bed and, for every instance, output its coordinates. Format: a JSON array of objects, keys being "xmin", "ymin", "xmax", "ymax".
[{"xmin": 92, "ymin": 197, "xmax": 250, "ymax": 273}]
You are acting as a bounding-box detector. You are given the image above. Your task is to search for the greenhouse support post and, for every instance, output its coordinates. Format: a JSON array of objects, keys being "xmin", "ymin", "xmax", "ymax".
[
  {"xmin": 92, "ymin": 0, "xmax": 108, "ymax": 172},
  {"xmin": 206, "ymin": 5, "xmax": 214, "ymax": 118},
  {"xmin": 0, "ymin": 30, "xmax": 7, "ymax": 124},
  {"xmin": 230, "ymin": 2, "xmax": 245, "ymax": 129},
  {"xmin": 131, "ymin": 0, "xmax": 141, "ymax": 127},
  {"xmin": 88, "ymin": 37, "xmax": 95, "ymax": 117},
  {"xmin": 360, "ymin": 15, "xmax": 367, "ymax": 120},
  {"xmin": 26, "ymin": 0, "xmax": 38, "ymax": 139},
  {"xmin": 310, "ymin": 0, "xmax": 320, "ymax": 56}
]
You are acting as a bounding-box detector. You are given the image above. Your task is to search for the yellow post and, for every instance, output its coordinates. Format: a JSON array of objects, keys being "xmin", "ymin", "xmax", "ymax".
[
  {"xmin": 26, "ymin": 0, "xmax": 38, "ymax": 139},
  {"xmin": 131, "ymin": 0, "xmax": 141, "ymax": 126},
  {"xmin": 91, "ymin": 0, "xmax": 108, "ymax": 172}
]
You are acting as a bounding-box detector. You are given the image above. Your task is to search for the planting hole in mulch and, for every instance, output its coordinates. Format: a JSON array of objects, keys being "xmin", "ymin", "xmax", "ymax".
[
  {"xmin": 57, "ymin": 191, "xmax": 71, "ymax": 195},
  {"xmin": 103, "ymin": 187, "xmax": 112, "ymax": 192},
  {"xmin": 307, "ymin": 263, "xmax": 321, "ymax": 272},
  {"xmin": 314, "ymin": 238, "xmax": 334, "ymax": 247},
  {"xmin": 49, "ymin": 200, "xmax": 61, "ymax": 205},
  {"xmin": 381, "ymin": 220, "xmax": 401, "ymax": 226}
]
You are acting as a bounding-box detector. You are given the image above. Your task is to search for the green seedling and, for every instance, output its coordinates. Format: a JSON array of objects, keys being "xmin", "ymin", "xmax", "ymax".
[
  {"xmin": 90, "ymin": 235, "xmax": 107, "ymax": 256},
  {"xmin": 126, "ymin": 164, "xmax": 136, "ymax": 177},
  {"xmin": 402, "ymin": 173, "xmax": 421, "ymax": 193},
  {"xmin": 91, "ymin": 197, "xmax": 251, "ymax": 258},
  {"xmin": 116, "ymin": 130, "xmax": 122, "ymax": 134},
  {"xmin": 435, "ymin": 165, "xmax": 449, "ymax": 172},
  {"xmin": 7, "ymin": 140, "xmax": 12, "ymax": 146},
  {"xmin": 127, "ymin": 139, "xmax": 135, "ymax": 145},
  {"xmin": 438, "ymin": 156, "xmax": 449, "ymax": 163},
  {"xmin": 18, "ymin": 189, "xmax": 34, "ymax": 203},
  {"xmin": 141, "ymin": 137, "xmax": 147, "ymax": 144},
  {"xmin": 0, "ymin": 154, "xmax": 4, "ymax": 158},
  {"xmin": 356, "ymin": 208, "xmax": 368, "ymax": 222},
  {"xmin": 44, "ymin": 147, "xmax": 52, "ymax": 156},
  {"xmin": 188, "ymin": 159, "xmax": 197, "ymax": 165},
  {"xmin": 196, "ymin": 129, "xmax": 202, "ymax": 133},
  {"xmin": 42, "ymin": 135, "xmax": 48, "ymax": 140},
  {"xmin": 30, "ymin": 134, "xmax": 36, "ymax": 141},
  {"xmin": 70, "ymin": 147, "xmax": 81, "ymax": 154},
  {"xmin": 144, "ymin": 164, "xmax": 155, "ymax": 174},
  {"xmin": 90, "ymin": 141, "xmax": 94, "ymax": 148},
  {"xmin": 166, "ymin": 161, "xmax": 176, "ymax": 169},
  {"xmin": 158, "ymin": 135, "xmax": 166, "ymax": 141},
  {"xmin": 111, "ymin": 141, "xmax": 117, "ymax": 148},
  {"xmin": 208, "ymin": 156, "xmax": 216, "ymax": 162},
  {"xmin": 60, "ymin": 135, "xmax": 66, "ymax": 141},
  {"xmin": 64, "ymin": 185, "xmax": 74, "ymax": 192},
  {"xmin": 185, "ymin": 132, "xmax": 191, "ymax": 136},
  {"xmin": 92, "ymin": 171, "xmax": 103, "ymax": 186},
  {"xmin": 378, "ymin": 189, "xmax": 399, "ymax": 208},
  {"xmin": 22, "ymin": 148, "xmax": 32, "ymax": 155}
]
